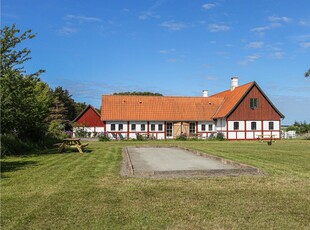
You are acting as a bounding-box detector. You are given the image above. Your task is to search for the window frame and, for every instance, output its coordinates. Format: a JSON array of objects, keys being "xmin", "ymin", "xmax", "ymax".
[
  {"xmin": 151, "ymin": 124, "xmax": 156, "ymax": 131},
  {"xmin": 131, "ymin": 124, "xmax": 136, "ymax": 131},
  {"xmin": 233, "ymin": 122, "xmax": 239, "ymax": 130},
  {"xmin": 166, "ymin": 122, "xmax": 173, "ymax": 137},
  {"xmin": 208, "ymin": 124, "xmax": 213, "ymax": 131},
  {"xmin": 201, "ymin": 124, "xmax": 206, "ymax": 131},
  {"xmin": 250, "ymin": 98, "xmax": 258, "ymax": 109},
  {"xmin": 118, "ymin": 124, "xmax": 123, "ymax": 131},
  {"xmin": 251, "ymin": 122, "xmax": 257, "ymax": 130},
  {"xmin": 141, "ymin": 124, "xmax": 146, "ymax": 131},
  {"xmin": 269, "ymin": 122, "xmax": 274, "ymax": 130},
  {"xmin": 158, "ymin": 124, "xmax": 163, "ymax": 131},
  {"xmin": 189, "ymin": 122, "xmax": 196, "ymax": 134}
]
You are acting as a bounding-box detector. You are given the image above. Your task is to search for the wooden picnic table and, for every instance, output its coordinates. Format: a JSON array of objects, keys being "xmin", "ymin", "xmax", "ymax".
[
  {"xmin": 257, "ymin": 134, "xmax": 276, "ymax": 144},
  {"xmin": 55, "ymin": 138, "xmax": 88, "ymax": 153}
]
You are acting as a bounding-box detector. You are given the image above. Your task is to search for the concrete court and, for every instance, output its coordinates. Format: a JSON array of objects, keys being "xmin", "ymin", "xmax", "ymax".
[{"xmin": 127, "ymin": 147, "xmax": 240, "ymax": 172}]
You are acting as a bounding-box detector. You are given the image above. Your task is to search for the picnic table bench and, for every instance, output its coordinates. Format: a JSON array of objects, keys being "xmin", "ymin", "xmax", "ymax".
[
  {"xmin": 257, "ymin": 134, "xmax": 276, "ymax": 144},
  {"xmin": 54, "ymin": 138, "xmax": 88, "ymax": 153}
]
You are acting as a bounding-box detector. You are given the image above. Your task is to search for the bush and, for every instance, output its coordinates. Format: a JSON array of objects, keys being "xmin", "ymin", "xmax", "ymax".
[
  {"xmin": 176, "ymin": 134, "xmax": 187, "ymax": 141},
  {"xmin": 136, "ymin": 133, "xmax": 145, "ymax": 141},
  {"xmin": 48, "ymin": 121, "xmax": 68, "ymax": 139},
  {"xmin": 216, "ymin": 132, "xmax": 225, "ymax": 141},
  {"xmin": 1, "ymin": 134, "xmax": 61, "ymax": 156},
  {"xmin": 98, "ymin": 132, "xmax": 110, "ymax": 142},
  {"xmin": 303, "ymin": 133, "xmax": 310, "ymax": 140},
  {"xmin": 75, "ymin": 129, "xmax": 88, "ymax": 138}
]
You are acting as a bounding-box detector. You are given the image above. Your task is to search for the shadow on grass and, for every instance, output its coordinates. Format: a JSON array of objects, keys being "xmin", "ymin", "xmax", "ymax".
[{"xmin": 1, "ymin": 160, "xmax": 38, "ymax": 177}]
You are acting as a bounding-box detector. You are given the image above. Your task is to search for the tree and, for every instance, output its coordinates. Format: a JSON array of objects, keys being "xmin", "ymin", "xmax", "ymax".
[
  {"xmin": 305, "ymin": 69, "xmax": 310, "ymax": 77},
  {"xmin": 1, "ymin": 24, "xmax": 51, "ymax": 141},
  {"xmin": 1, "ymin": 24, "xmax": 44, "ymax": 77},
  {"xmin": 113, "ymin": 91, "xmax": 163, "ymax": 96}
]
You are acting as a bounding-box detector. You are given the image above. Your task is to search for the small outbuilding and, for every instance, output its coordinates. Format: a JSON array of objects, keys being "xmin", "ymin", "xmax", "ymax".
[{"xmin": 72, "ymin": 105, "xmax": 104, "ymax": 137}]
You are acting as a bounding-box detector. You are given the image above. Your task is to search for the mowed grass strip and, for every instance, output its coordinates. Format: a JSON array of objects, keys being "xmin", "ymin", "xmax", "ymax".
[{"xmin": 1, "ymin": 140, "xmax": 310, "ymax": 229}]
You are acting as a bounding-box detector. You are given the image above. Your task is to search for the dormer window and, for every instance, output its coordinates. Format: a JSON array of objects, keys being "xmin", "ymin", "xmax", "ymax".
[{"xmin": 250, "ymin": 98, "xmax": 258, "ymax": 109}]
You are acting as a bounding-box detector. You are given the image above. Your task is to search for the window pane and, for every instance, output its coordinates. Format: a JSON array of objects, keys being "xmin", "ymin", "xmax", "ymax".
[
  {"xmin": 201, "ymin": 124, "xmax": 205, "ymax": 131},
  {"xmin": 166, "ymin": 123, "xmax": 172, "ymax": 137},
  {"xmin": 111, "ymin": 124, "xmax": 115, "ymax": 131},
  {"xmin": 190, "ymin": 123, "xmax": 195, "ymax": 134},
  {"xmin": 269, "ymin": 122, "xmax": 274, "ymax": 130},
  {"xmin": 131, "ymin": 124, "xmax": 136, "ymax": 131},
  {"xmin": 158, "ymin": 124, "xmax": 163, "ymax": 131},
  {"xmin": 151, "ymin": 124, "xmax": 155, "ymax": 131},
  {"xmin": 208, "ymin": 124, "xmax": 213, "ymax": 131},
  {"xmin": 119, "ymin": 124, "xmax": 123, "ymax": 131},
  {"xmin": 141, "ymin": 124, "xmax": 145, "ymax": 131},
  {"xmin": 250, "ymin": 98, "xmax": 258, "ymax": 109},
  {"xmin": 234, "ymin": 122, "xmax": 239, "ymax": 130},
  {"xmin": 251, "ymin": 122, "xmax": 256, "ymax": 130}
]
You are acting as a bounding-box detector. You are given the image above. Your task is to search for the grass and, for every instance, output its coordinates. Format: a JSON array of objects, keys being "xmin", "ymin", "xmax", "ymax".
[{"xmin": 1, "ymin": 140, "xmax": 310, "ymax": 229}]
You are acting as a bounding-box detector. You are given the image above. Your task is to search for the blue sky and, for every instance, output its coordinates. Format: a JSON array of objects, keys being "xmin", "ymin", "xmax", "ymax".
[{"xmin": 2, "ymin": 0, "xmax": 310, "ymax": 124}]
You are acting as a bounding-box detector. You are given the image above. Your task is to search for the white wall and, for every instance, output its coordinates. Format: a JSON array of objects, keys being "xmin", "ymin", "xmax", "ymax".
[
  {"xmin": 227, "ymin": 121, "xmax": 245, "ymax": 131},
  {"xmin": 73, "ymin": 127, "xmax": 104, "ymax": 137}
]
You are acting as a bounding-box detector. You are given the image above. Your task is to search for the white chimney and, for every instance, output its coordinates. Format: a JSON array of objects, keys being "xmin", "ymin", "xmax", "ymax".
[
  {"xmin": 231, "ymin": 77, "xmax": 238, "ymax": 91},
  {"xmin": 202, "ymin": 90, "xmax": 208, "ymax": 97}
]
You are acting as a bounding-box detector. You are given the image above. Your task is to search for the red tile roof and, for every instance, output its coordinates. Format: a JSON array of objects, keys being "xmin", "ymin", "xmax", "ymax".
[
  {"xmin": 210, "ymin": 82, "xmax": 254, "ymax": 118},
  {"xmin": 101, "ymin": 95, "xmax": 224, "ymax": 121},
  {"xmin": 100, "ymin": 81, "xmax": 283, "ymax": 121}
]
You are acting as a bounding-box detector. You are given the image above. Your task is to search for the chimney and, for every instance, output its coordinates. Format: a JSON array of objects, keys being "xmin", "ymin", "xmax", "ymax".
[
  {"xmin": 202, "ymin": 90, "xmax": 208, "ymax": 97},
  {"xmin": 231, "ymin": 77, "xmax": 238, "ymax": 91}
]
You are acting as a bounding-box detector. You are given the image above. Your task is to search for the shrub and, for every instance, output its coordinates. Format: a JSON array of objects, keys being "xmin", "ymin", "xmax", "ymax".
[
  {"xmin": 75, "ymin": 129, "xmax": 88, "ymax": 138},
  {"xmin": 216, "ymin": 132, "xmax": 225, "ymax": 141},
  {"xmin": 176, "ymin": 134, "xmax": 187, "ymax": 141},
  {"xmin": 48, "ymin": 121, "xmax": 68, "ymax": 139},
  {"xmin": 135, "ymin": 133, "xmax": 145, "ymax": 141},
  {"xmin": 0, "ymin": 134, "xmax": 60, "ymax": 156},
  {"xmin": 303, "ymin": 133, "xmax": 310, "ymax": 140},
  {"xmin": 98, "ymin": 132, "xmax": 110, "ymax": 142}
]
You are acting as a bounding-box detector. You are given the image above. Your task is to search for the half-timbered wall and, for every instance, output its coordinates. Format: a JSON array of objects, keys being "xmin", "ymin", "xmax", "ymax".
[{"xmin": 225, "ymin": 85, "xmax": 282, "ymax": 140}]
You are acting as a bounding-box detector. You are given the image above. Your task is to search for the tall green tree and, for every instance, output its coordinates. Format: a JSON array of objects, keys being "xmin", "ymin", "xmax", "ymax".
[
  {"xmin": 1, "ymin": 24, "xmax": 51, "ymax": 140},
  {"xmin": 113, "ymin": 91, "xmax": 163, "ymax": 96},
  {"xmin": 305, "ymin": 69, "xmax": 310, "ymax": 77}
]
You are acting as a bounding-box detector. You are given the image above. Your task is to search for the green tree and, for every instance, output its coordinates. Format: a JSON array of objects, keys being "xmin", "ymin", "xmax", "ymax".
[
  {"xmin": 49, "ymin": 87, "xmax": 87, "ymax": 130},
  {"xmin": 1, "ymin": 24, "xmax": 51, "ymax": 141},
  {"xmin": 305, "ymin": 69, "xmax": 310, "ymax": 77},
  {"xmin": 113, "ymin": 91, "xmax": 163, "ymax": 96},
  {"xmin": 1, "ymin": 24, "xmax": 44, "ymax": 77}
]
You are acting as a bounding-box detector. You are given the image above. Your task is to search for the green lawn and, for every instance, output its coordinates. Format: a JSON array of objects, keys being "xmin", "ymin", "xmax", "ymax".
[{"xmin": 1, "ymin": 140, "xmax": 310, "ymax": 229}]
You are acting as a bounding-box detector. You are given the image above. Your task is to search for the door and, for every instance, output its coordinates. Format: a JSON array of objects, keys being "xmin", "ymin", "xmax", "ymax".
[{"xmin": 166, "ymin": 122, "xmax": 173, "ymax": 138}]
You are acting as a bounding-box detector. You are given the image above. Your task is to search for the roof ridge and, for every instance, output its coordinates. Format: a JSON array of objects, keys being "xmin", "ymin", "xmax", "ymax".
[{"xmin": 209, "ymin": 81, "xmax": 254, "ymax": 98}]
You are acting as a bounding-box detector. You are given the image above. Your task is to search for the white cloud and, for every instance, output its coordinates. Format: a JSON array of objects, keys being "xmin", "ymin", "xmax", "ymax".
[
  {"xmin": 64, "ymin": 14, "xmax": 102, "ymax": 23},
  {"xmin": 270, "ymin": 51, "xmax": 284, "ymax": 59},
  {"xmin": 208, "ymin": 24, "xmax": 230, "ymax": 32},
  {"xmin": 166, "ymin": 58, "xmax": 178, "ymax": 63},
  {"xmin": 139, "ymin": 11, "xmax": 160, "ymax": 20},
  {"xmin": 238, "ymin": 54, "xmax": 260, "ymax": 65},
  {"xmin": 202, "ymin": 3, "xmax": 216, "ymax": 10},
  {"xmin": 246, "ymin": 42, "xmax": 264, "ymax": 49},
  {"xmin": 160, "ymin": 21, "xmax": 188, "ymax": 31},
  {"xmin": 159, "ymin": 48, "xmax": 176, "ymax": 54},
  {"xmin": 138, "ymin": 0, "xmax": 164, "ymax": 20},
  {"xmin": 58, "ymin": 26, "xmax": 77, "ymax": 35},
  {"xmin": 251, "ymin": 16, "xmax": 290, "ymax": 35},
  {"xmin": 299, "ymin": 19, "xmax": 310, "ymax": 26},
  {"xmin": 301, "ymin": 42, "xmax": 310, "ymax": 48},
  {"xmin": 268, "ymin": 16, "xmax": 291, "ymax": 23}
]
